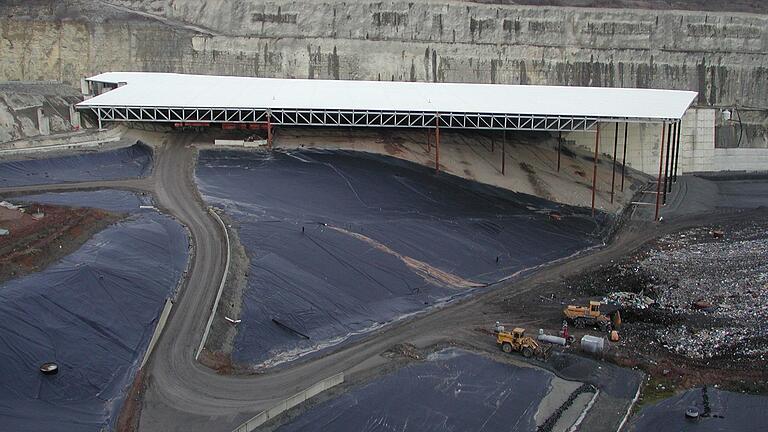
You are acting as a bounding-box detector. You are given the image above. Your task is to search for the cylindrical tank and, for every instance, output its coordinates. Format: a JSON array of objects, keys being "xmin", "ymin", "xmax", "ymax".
[
  {"xmin": 537, "ymin": 329, "xmax": 567, "ymax": 346},
  {"xmin": 580, "ymin": 335, "xmax": 605, "ymax": 353}
]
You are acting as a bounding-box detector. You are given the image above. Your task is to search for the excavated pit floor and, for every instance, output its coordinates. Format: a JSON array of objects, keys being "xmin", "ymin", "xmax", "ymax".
[{"xmin": 195, "ymin": 149, "xmax": 605, "ymax": 368}]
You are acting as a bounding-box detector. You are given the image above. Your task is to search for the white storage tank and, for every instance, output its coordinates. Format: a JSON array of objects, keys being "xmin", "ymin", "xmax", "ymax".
[{"xmin": 580, "ymin": 335, "xmax": 605, "ymax": 353}]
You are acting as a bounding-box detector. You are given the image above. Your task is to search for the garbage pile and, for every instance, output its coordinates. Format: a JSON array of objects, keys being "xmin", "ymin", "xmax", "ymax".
[
  {"xmin": 602, "ymin": 291, "xmax": 657, "ymax": 310},
  {"xmin": 637, "ymin": 222, "xmax": 768, "ymax": 360},
  {"xmin": 657, "ymin": 325, "xmax": 767, "ymax": 360}
]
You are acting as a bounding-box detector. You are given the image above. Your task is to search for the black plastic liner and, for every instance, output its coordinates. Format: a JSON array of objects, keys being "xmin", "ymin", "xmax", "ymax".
[
  {"xmin": 0, "ymin": 143, "xmax": 152, "ymax": 187},
  {"xmin": 0, "ymin": 191, "xmax": 188, "ymax": 432},
  {"xmin": 628, "ymin": 387, "xmax": 768, "ymax": 431},
  {"xmin": 277, "ymin": 349, "xmax": 554, "ymax": 431},
  {"xmin": 196, "ymin": 149, "xmax": 603, "ymax": 366},
  {"xmin": 15, "ymin": 189, "xmax": 153, "ymax": 212}
]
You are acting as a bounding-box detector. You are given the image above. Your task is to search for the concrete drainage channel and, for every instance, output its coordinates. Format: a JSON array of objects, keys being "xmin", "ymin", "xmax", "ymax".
[{"xmin": 232, "ymin": 373, "xmax": 345, "ymax": 432}]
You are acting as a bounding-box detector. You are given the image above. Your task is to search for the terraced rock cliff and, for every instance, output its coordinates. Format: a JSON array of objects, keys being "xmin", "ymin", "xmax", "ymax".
[{"xmin": 2, "ymin": 0, "xmax": 767, "ymax": 112}]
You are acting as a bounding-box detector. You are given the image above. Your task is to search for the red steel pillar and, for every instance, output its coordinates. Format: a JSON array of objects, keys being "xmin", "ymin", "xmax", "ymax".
[
  {"xmin": 557, "ymin": 130, "xmax": 562, "ymax": 172},
  {"xmin": 502, "ymin": 129, "xmax": 506, "ymax": 176},
  {"xmin": 655, "ymin": 123, "xmax": 667, "ymax": 221},
  {"xmin": 591, "ymin": 123, "xmax": 600, "ymax": 217},
  {"xmin": 266, "ymin": 111, "xmax": 273, "ymax": 150},
  {"xmin": 435, "ymin": 114, "xmax": 440, "ymax": 174}
]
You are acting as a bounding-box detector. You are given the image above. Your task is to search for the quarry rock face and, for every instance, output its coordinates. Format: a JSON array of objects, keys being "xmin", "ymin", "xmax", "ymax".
[{"xmin": 1, "ymin": 0, "xmax": 767, "ymax": 110}]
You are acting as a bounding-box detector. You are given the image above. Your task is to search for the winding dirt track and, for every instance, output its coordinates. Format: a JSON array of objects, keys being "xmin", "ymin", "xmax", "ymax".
[{"xmin": 1, "ymin": 134, "xmax": 760, "ymax": 432}]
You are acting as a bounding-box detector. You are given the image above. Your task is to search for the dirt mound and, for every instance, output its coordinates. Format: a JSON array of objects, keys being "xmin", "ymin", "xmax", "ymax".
[{"xmin": 0, "ymin": 202, "xmax": 122, "ymax": 282}]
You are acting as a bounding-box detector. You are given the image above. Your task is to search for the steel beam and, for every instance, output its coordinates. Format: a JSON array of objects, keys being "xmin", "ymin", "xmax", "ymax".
[
  {"xmin": 611, "ymin": 122, "xmax": 618, "ymax": 204},
  {"xmin": 557, "ymin": 131, "xmax": 562, "ymax": 172},
  {"xmin": 655, "ymin": 123, "xmax": 666, "ymax": 221},
  {"xmin": 591, "ymin": 123, "xmax": 600, "ymax": 217},
  {"xmin": 435, "ymin": 114, "xmax": 440, "ymax": 174},
  {"xmin": 673, "ymin": 119, "xmax": 682, "ymax": 182},
  {"xmin": 663, "ymin": 121, "xmax": 673, "ymax": 203},
  {"xmin": 620, "ymin": 122, "xmax": 628, "ymax": 192},
  {"xmin": 502, "ymin": 130, "xmax": 506, "ymax": 175},
  {"xmin": 80, "ymin": 106, "xmax": 607, "ymax": 132}
]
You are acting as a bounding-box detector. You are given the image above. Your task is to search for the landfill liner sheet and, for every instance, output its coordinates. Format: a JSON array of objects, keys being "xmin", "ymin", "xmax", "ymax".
[
  {"xmin": 0, "ymin": 143, "xmax": 152, "ymax": 187},
  {"xmin": 0, "ymin": 192, "xmax": 188, "ymax": 431},
  {"xmin": 277, "ymin": 349, "xmax": 553, "ymax": 431},
  {"xmin": 196, "ymin": 149, "xmax": 603, "ymax": 366},
  {"xmin": 628, "ymin": 387, "xmax": 768, "ymax": 431}
]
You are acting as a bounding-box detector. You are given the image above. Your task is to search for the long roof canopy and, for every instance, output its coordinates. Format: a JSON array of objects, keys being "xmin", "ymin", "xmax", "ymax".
[{"xmin": 78, "ymin": 72, "xmax": 697, "ymax": 130}]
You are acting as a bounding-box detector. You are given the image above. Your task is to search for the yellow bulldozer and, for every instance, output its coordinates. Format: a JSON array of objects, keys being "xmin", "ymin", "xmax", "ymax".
[
  {"xmin": 563, "ymin": 301, "xmax": 620, "ymax": 332},
  {"xmin": 496, "ymin": 327, "xmax": 551, "ymax": 359}
]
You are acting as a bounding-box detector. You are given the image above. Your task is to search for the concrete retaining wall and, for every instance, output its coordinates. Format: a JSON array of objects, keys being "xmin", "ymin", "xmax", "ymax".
[
  {"xmin": 141, "ymin": 298, "xmax": 174, "ymax": 368},
  {"xmin": 564, "ymin": 108, "xmax": 767, "ymax": 174},
  {"xmin": 232, "ymin": 372, "xmax": 345, "ymax": 432}
]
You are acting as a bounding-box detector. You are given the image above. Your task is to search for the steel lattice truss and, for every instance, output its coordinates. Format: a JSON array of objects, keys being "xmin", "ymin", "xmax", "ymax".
[{"xmin": 82, "ymin": 106, "xmax": 604, "ymax": 131}]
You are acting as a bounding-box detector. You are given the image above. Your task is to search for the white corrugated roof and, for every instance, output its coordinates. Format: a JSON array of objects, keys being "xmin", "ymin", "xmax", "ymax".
[{"xmin": 79, "ymin": 72, "xmax": 697, "ymax": 120}]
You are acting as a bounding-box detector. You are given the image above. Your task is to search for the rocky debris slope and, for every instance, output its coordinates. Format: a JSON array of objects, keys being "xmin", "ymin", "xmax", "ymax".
[{"xmin": 0, "ymin": 83, "xmax": 81, "ymax": 143}]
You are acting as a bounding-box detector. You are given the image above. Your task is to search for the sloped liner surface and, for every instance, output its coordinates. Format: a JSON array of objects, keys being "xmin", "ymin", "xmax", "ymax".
[
  {"xmin": 196, "ymin": 149, "xmax": 603, "ymax": 367},
  {"xmin": 277, "ymin": 349, "xmax": 553, "ymax": 432},
  {"xmin": 0, "ymin": 191, "xmax": 188, "ymax": 432},
  {"xmin": 0, "ymin": 143, "xmax": 152, "ymax": 187}
]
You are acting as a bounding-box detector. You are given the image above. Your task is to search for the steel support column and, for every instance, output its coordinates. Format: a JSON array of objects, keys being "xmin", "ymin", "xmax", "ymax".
[
  {"xmin": 611, "ymin": 122, "xmax": 619, "ymax": 204},
  {"xmin": 435, "ymin": 114, "xmax": 440, "ymax": 174},
  {"xmin": 667, "ymin": 122, "xmax": 677, "ymax": 193},
  {"xmin": 502, "ymin": 130, "xmax": 506, "ymax": 175},
  {"xmin": 426, "ymin": 128, "xmax": 431, "ymax": 153},
  {"xmin": 267, "ymin": 111, "xmax": 272, "ymax": 150},
  {"xmin": 557, "ymin": 131, "xmax": 562, "ymax": 172},
  {"xmin": 655, "ymin": 123, "xmax": 667, "ymax": 221},
  {"xmin": 673, "ymin": 120, "xmax": 682, "ymax": 182},
  {"xmin": 620, "ymin": 122, "xmax": 628, "ymax": 192},
  {"xmin": 591, "ymin": 123, "xmax": 600, "ymax": 217},
  {"xmin": 663, "ymin": 121, "xmax": 673, "ymax": 203}
]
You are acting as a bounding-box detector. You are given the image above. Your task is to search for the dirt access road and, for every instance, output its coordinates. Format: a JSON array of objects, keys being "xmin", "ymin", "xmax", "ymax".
[{"xmin": 2, "ymin": 132, "xmax": 760, "ymax": 432}]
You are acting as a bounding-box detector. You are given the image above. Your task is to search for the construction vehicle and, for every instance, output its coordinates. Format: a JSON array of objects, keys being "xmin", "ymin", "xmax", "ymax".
[
  {"xmin": 563, "ymin": 301, "xmax": 619, "ymax": 331},
  {"xmin": 496, "ymin": 327, "xmax": 551, "ymax": 359}
]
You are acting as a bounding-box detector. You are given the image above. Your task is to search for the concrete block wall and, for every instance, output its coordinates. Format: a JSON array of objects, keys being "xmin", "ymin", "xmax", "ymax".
[
  {"xmin": 712, "ymin": 148, "xmax": 768, "ymax": 171},
  {"xmin": 679, "ymin": 108, "xmax": 716, "ymax": 172}
]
